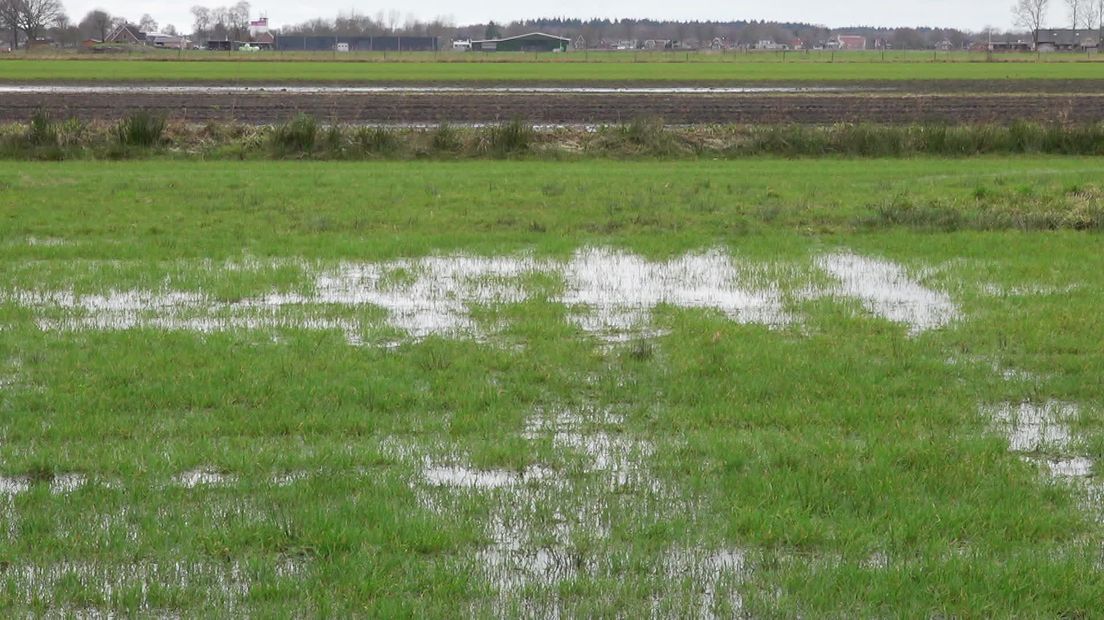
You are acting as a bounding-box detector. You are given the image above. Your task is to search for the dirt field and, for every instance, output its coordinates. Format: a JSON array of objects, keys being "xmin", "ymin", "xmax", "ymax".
[{"xmin": 2, "ymin": 86, "xmax": 1102, "ymax": 125}]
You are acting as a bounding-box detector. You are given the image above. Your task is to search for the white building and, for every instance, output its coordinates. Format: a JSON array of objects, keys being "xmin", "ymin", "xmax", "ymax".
[{"xmin": 249, "ymin": 17, "xmax": 269, "ymax": 37}]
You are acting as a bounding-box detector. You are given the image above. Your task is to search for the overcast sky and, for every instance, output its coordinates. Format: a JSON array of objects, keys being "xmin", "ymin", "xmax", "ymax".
[{"xmin": 63, "ymin": 0, "xmax": 1065, "ymax": 34}]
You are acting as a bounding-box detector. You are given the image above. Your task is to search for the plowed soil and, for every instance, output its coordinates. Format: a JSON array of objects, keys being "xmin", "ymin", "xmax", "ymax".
[{"xmin": 3, "ymin": 88, "xmax": 1103, "ymax": 124}]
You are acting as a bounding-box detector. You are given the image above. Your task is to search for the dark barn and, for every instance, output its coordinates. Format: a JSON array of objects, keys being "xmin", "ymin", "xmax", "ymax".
[
  {"xmin": 470, "ymin": 32, "xmax": 571, "ymax": 52},
  {"xmin": 275, "ymin": 35, "xmax": 440, "ymax": 52}
]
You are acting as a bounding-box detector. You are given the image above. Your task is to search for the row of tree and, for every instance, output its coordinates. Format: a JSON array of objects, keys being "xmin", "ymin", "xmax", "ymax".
[
  {"xmin": 1014, "ymin": 0, "xmax": 1104, "ymax": 46},
  {"xmin": 273, "ymin": 16, "xmax": 1014, "ymax": 50},
  {"xmin": 278, "ymin": 10, "xmax": 456, "ymax": 39},
  {"xmin": 1, "ymin": 0, "xmax": 64, "ymax": 48},
  {"xmin": 6, "ymin": 0, "xmax": 1104, "ymax": 51},
  {"xmin": 190, "ymin": 3, "xmax": 252, "ymax": 43},
  {"xmin": 0, "ymin": 1, "xmax": 180, "ymax": 49}
]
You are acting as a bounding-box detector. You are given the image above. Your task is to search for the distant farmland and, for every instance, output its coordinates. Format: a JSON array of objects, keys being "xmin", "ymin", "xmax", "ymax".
[{"xmin": 3, "ymin": 54, "xmax": 1104, "ymax": 83}]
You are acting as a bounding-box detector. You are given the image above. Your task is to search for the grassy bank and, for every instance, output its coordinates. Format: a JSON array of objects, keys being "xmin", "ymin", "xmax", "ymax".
[
  {"xmin": 4, "ymin": 56, "xmax": 1104, "ymax": 82},
  {"xmin": 2, "ymin": 159, "xmax": 1103, "ymax": 615},
  {"xmin": 8, "ymin": 115, "xmax": 1104, "ymax": 162}
]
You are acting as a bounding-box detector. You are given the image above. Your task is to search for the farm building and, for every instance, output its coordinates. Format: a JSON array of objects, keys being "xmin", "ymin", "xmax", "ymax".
[
  {"xmin": 147, "ymin": 33, "xmax": 192, "ymax": 49},
  {"xmin": 833, "ymin": 35, "xmax": 868, "ymax": 51},
  {"xmin": 1034, "ymin": 29, "xmax": 1100, "ymax": 52},
  {"xmin": 274, "ymin": 35, "xmax": 439, "ymax": 52},
  {"xmin": 105, "ymin": 24, "xmax": 147, "ymax": 45},
  {"xmin": 988, "ymin": 40, "xmax": 1033, "ymax": 52},
  {"xmin": 469, "ymin": 32, "xmax": 570, "ymax": 52},
  {"xmin": 252, "ymin": 32, "xmax": 275, "ymax": 49},
  {"xmin": 207, "ymin": 40, "xmax": 241, "ymax": 51}
]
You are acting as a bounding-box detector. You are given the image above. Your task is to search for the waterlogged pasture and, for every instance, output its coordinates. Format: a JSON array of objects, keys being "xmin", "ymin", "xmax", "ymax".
[{"xmin": 1, "ymin": 160, "xmax": 1104, "ymax": 615}]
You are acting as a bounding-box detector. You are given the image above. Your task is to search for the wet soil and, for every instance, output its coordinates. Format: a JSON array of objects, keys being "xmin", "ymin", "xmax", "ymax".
[{"xmin": 3, "ymin": 84, "xmax": 1104, "ymax": 124}]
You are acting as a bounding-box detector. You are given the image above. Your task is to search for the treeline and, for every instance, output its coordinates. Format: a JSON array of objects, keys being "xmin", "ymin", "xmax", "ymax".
[
  {"xmin": 463, "ymin": 19, "xmax": 1006, "ymax": 50},
  {"xmin": 280, "ymin": 11, "xmax": 457, "ymax": 39},
  {"xmin": 0, "ymin": 0, "xmax": 185, "ymax": 49},
  {"xmin": 276, "ymin": 16, "xmax": 1019, "ymax": 50},
  {"xmin": 1, "ymin": 0, "xmax": 1030, "ymax": 51}
]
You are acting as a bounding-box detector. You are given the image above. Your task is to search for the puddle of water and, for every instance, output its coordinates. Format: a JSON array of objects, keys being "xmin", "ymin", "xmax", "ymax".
[
  {"xmin": 983, "ymin": 399, "xmax": 1101, "ymax": 507},
  {"xmin": 525, "ymin": 407, "xmax": 654, "ymax": 489},
  {"xmin": 1048, "ymin": 457, "xmax": 1094, "ymax": 478},
  {"xmin": 663, "ymin": 548, "xmax": 746, "ymax": 617},
  {"xmin": 817, "ymin": 252, "xmax": 958, "ymax": 335},
  {"xmin": 981, "ymin": 283, "xmax": 1080, "ymax": 297},
  {"xmin": 173, "ymin": 468, "xmax": 236, "ymax": 489},
  {"xmin": 409, "ymin": 404, "xmax": 744, "ymax": 613},
  {"xmin": 0, "ymin": 557, "xmax": 308, "ymax": 609},
  {"xmin": 302, "ymin": 255, "xmax": 539, "ymax": 339},
  {"xmin": 423, "ymin": 462, "xmax": 551, "ymax": 490},
  {"xmin": 9, "ymin": 248, "xmax": 959, "ymax": 343},
  {"xmin": 271, "ymin": 471, "xmax": 310, "ymax": 487},
  {"xmin": 50, "ymin": 473, "xmax": 88, "ymax": 495},
  {"xmin": 986, "ymin": 401, "xmax": 1077, "ymax": 453},
  {"xmin": 24, "ymin": 236, "xmax": 69, "ymax": 247},
  {"xmin": 561, "ymin": 248, "xmax": 790, "ymax": 338},
  {"xmin": 944, "ymin": 355, "xmax": 1044, "ymax": 384},
  {"xmin": 0, "ymin": 475, "xmax": 30, "ymax": 495}
]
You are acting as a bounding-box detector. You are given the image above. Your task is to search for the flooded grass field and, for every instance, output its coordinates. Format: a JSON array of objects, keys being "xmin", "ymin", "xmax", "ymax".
[{"xmin": 1, "ymin": 159, "xmax": 1104, "ymax": 615}]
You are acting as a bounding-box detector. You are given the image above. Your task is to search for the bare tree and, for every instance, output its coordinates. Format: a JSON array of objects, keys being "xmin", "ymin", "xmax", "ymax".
[
  {"xmin": 138, "ymin": 13, "xmax": 158, "ymax": 33},
  {"xmin": 1013, "ymin": 0, "xmax": 1051, "ymax": 47},
  {"xmin": 79, "ymin": 9, "xmax": 112, "ymax": 42},
  {"xmin": 1083, "ymin": 1, "xmax": 1101, "ymax": 28},
  {"xmin": 1067, "ymin": 0, "xmax": 1084, "ymax": 28},
  {"xmin": 190, "ymin": 6, "xmax": 210, "ymax": 40},
  {"xmin": 1, "ymin": 0, "xmax": 21, "ymax": 49},
  {"xmin": 228, "ymin": 1, "xmax": 250, "ymax": 39},
  {"xmin": 18, "ymin": 0, "xmax": 64, "ymax": 45}
]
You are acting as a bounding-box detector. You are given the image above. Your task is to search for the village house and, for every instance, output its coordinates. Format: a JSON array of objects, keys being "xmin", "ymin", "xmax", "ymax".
[
  {"xmin": 105, "ymin": 23, "xmax": 146, "ymax": 45},
  {"xmin": 1034, "ymin": 29, "xmax": 1100, "ymax": 52},
  {"xmin": 754, "ymin": 39, "xmax": 788, "ymax": 51},
  {"xmin": 834, "ymin": 35, "xmax": 868, "ymax": 51}
]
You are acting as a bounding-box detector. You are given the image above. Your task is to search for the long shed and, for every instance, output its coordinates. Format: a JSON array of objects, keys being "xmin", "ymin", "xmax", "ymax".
[
  {"xmin": 470, "ymin": 32, "xmax": 570, "ymax": 52},
  {"xmin": 275, "ymin": 35, "xmax": 439, "ymax": 52}
]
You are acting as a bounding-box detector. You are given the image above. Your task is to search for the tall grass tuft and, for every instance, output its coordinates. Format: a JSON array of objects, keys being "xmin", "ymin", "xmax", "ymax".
[
  {"xmin": 112, "ymin": 111, "xmax": 166, "ymax": 148},
  {"xmin": 477, "ymin": 120, "xmax": 533, "ymax": 157},
  {"xmin": 867, "ymin": 184, "xmax": 1104, "ymax": 231},
  {"xmin": 270, "ymin": 114, "xmax": 318, "ymax": 157},
  {"xmin": 27, "ymin": 110, "xmax": 58, "ymax": 147},
  {"xmin": 430, "ymin": 123, "xmax": 462, "ymax": 154},
  {"xmin": 355, "ymin": 126, "xmax": 400, "ymax": 157},
  {"xmin": 595, "ymin": 118, "xmax": 684, "ymax": 156}
]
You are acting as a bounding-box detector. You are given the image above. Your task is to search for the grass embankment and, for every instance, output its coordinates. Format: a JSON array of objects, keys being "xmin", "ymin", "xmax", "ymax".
[
  {"xmin": 3, "ymin": 56, "xmax": 1104, "ymax": 82},
  {"xmin": 1, "ymin": 159, "xmax": 1103, "ymax": 615},
  {"xmin": 9, "ymin": 114, "xmax": 1104, "ymax": 163}
]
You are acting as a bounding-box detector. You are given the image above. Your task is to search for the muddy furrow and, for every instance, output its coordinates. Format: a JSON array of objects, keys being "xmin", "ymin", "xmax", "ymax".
[{"xmin": 3, "ymin": 92, "xmax": 1103, "ymax": 124}]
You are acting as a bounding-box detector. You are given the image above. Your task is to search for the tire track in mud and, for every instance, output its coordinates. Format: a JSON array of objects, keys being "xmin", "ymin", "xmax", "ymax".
[{"xmin": 3, "ymin": 91, "xmax": 1104, "ymax": 124}]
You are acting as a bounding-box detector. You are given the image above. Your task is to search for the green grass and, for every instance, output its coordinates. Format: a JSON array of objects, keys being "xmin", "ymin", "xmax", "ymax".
[
  {"xmin": 1, "ymin": 158, "xmax": 1104, "ymax": 615},
  {"xmin": 4, "ymin": 54, "xmax": 1104, "ymax": 82}
]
